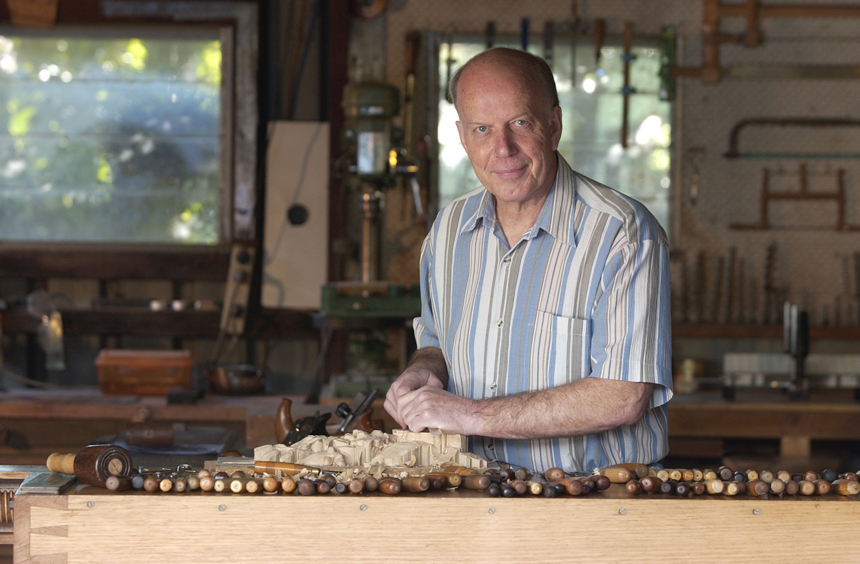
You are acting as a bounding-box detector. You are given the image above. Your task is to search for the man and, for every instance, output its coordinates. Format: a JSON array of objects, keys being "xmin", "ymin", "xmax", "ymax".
[{"xmin": 384, "ymin": 47, "xmax": 672, "ymax": 473}]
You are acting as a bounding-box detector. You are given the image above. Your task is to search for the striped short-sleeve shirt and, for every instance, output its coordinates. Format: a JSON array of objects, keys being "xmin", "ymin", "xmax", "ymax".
[{"xmin": 414, "ymin": 154, "xmax": 673, "ymax": 473}]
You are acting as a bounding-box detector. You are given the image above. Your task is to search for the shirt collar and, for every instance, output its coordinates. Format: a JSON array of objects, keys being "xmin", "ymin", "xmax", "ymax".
[{"xmin": 461, "ymin": 153, "xmax": 578, "ymax": 248}]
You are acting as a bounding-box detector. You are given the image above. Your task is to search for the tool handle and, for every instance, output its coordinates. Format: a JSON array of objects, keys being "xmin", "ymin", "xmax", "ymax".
[
  {"xmin": 47, "ymin": 453, "xmax": 76, "ymax": 474},
  {"xmin": 254, "ymin": 461, "xmax": 316, "ymax": 476}
]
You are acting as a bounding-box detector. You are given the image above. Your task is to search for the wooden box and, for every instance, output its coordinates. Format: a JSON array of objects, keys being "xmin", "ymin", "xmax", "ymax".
[{"xmin": 96, "ymin": 349, "xmax": 193, "ymax": 395}]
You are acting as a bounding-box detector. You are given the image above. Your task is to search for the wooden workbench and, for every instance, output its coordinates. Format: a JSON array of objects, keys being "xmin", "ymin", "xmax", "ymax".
[
  {"xmin": 668, "ymin": 390, "xmax": 860, "ymax": 459},
  {"xmin": 7, "ymin": 477, "xmax": 860, "ymax": 564}
]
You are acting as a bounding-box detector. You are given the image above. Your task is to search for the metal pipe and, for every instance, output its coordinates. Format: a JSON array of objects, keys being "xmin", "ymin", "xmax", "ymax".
[{"xmin": 725, "ymin": 117, "xmax": 860, "ymax": 158}]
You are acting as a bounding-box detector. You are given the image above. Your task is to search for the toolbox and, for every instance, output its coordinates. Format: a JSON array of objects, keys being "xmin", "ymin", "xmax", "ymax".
[{"xmin": 96, "ymin": 349, "xmax": 193, "ymax": 395}]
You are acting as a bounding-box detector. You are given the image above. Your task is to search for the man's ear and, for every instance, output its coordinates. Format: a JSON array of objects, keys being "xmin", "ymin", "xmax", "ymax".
[
  {"xmin": 550, "ymin": 106, "xmax": 563, "ymax": 150},
  {"xmin": 456, "ymin": 120, "xmax": 466, "ymax": 147}
]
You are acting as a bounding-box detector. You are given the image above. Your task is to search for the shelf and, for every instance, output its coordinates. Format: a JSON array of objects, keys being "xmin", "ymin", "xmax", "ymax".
[
  {"xmin": 673, "ymin": 323, "xmax": 860, "ymax": 340},
  {"xmin": 2, "ymin": 307, "xmax": 317, "ymax": 340}
]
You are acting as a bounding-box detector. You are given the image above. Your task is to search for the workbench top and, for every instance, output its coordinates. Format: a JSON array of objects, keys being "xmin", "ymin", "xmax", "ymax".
[{"xmin": 7, "ymin": 478, "xmax": 860, "ymax": 564}]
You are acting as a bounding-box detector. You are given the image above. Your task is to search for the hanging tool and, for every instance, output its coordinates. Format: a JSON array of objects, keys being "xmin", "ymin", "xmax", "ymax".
[
  {"xmin": 485, "ymin": 20, "xmax": 496, "ymax": 49},
  {"xmin": 544, "ymin": 21, "xmax": 554, "ymax": 69},
  {"xmin": 621, "ymin": 21, "xmax": 636, "ymax": 149},
  {"xmin": 593, "ymin": 19, "xmax": 606, "ymax": 69},
  {"xmin": 444, "ymin": 31, "xmax": 456, "ymax": 103},
  {"xmin": 783, "ymin": 301, "xmax": 810, "ymax": 399},
  {"xmin": 520, "ymin": 17, "xmax": 530, "ymax": 51},
  {"xmin": 569, "ymin": 1, "xmax": 579, "ymax": 93}
]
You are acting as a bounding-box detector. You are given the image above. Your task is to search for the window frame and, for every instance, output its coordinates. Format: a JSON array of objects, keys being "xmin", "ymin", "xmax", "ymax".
[{"xmin": 0, "ymin": 0, "xmax": 258, "ymax": 281}]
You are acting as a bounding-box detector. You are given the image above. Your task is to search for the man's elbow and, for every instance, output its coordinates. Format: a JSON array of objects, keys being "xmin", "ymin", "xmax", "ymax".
[{"xmin": 615, "ymin": 383, "xmax": 655, "ymax": 427}]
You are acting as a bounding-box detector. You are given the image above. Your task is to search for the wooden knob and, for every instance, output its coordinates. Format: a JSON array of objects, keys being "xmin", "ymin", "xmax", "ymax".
[
  {"xmin": 798, "ymin": 480, "xmax": 816, "ymax": 496},
  {"xmin": 722, "ymin": 481, "xmax": 740, "ymax": 496},
  {"xmin": 704, "ymin": 479, "xmax": 724, "ymax": 495},
  {"xmin": 511, "ymin": 480, "xmax": 528, "ymax": 495},
  {"xmin": 833, "ymin": 479, "xmax": 860, "ymax": 496},
  {"xmin": 561, "ymin": 478, "xmax": 583, "ymax": 496},
  {"xmin": 460, "ymin": 474, "xmax": 491, "ymax": 490},
  {"xmin": 297, "ymin": 479, "xmax": 316, "ymax": 496},
  {"xmin": 747, "ymin": 479, "xmax": 768, "ymax": 497},
  {"xmin": 769, "ymin": 479, "xmax": 785, "ymax": 495},
  {"xmin": 105, "ymin": 475, "xmax": 132, "ymax": 492},
  {"xmin": 378, "ymin": 478, "xmax": 402, "ymax": 495},
  {"xmin": 600, "ymin": 466, "xmax": 634, "ymax": 483},
  {"xmin": 402, "ymin": 476, "xmax": 430, "ymax": 493},
  {"xmin": 639, "ymin": 476, "xmax": 663, "ymax": 493},
  {"xmin": 544, "ymin": 467, "xmax": 565, "ymax": 481},
  {"xmin": 281, "ymin": 477, "xmax": 297, "ymax": 493},
  {"xmin": 275, "ymin": 398, "xmax": 294, "ymax": 444},
  {"xmin": 262, "ymin": 477, "xmax": 279, "ymax": 492}
]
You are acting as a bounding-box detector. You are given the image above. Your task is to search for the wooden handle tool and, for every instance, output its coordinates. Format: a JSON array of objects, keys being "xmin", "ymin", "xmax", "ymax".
[
  {"xmin": 600, "ymin": 466, "xmax": 634, "ymax": 483},
  {"xmin": 254, "ymin": 461, "xmax": 318, "ymax": 476},
  {"xmin": 833, "ymin": 479, "xmax": 860, "ymax": 496}
]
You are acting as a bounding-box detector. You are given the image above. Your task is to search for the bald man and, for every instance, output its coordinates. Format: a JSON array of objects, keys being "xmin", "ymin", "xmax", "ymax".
[{"xmin": 384, "ymin": 47, "xmax": 673, "ymax": 473}]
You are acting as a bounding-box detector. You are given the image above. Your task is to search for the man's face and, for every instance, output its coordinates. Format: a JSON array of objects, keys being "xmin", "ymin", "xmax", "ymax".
[{"xmin": 455, "ymin": 61, "xmax": 562, "ymax": 208}]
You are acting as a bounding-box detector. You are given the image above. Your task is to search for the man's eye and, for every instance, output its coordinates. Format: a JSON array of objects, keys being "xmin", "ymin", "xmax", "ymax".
[
  {"xmin": 476, "ymin": 125, "xmax": 487, "ymax": 133},
  {"xmin": 515, "ymin": 119, "xmax": 528, "ymax": 126}
]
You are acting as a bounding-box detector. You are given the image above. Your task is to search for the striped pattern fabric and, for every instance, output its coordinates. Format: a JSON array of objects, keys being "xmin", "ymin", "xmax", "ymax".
[{"xmin": 414, "ymin": 155, "xmax": 673, "ymax": 473}]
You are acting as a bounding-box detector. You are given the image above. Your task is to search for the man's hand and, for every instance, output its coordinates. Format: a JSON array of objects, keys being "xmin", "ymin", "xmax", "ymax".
[
  {"xmin": 384, "ymin": 368, "xmax": 444, "ymax": 429},
  {"xmin": 395, "ymin": 385, "xmax": 475, "ymax": 434}
]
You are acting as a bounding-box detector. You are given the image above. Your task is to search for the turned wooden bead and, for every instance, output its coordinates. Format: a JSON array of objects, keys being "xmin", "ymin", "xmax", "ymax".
[
  {"xmin": 625, "ymin": 480, "xmax": 641, "ymax": 495},
  {"xmin": 281, "ymin": 477, "xmax": 297, "ymax": 493},
  {"xmin": 378, "ymin": 478, "xmax": 402, "ymax": 495},
  {"xmin": 297, "ymin": 479, "xmax": 316, "ymax": 496},
  {"xmin": 262, "ymin": 477, "xmax": 279, "ymax": 492}
]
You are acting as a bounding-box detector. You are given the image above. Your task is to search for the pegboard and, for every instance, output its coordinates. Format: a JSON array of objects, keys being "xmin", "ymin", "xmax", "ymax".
[{"xmin": 373, "ymin": 1, "xmax": 860, "ymax": 329}]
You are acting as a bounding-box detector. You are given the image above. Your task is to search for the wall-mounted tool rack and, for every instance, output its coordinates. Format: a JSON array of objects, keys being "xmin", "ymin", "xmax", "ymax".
[{"xmin": 731, "ymin": 164, "xmax": 859, "ymax": 232}]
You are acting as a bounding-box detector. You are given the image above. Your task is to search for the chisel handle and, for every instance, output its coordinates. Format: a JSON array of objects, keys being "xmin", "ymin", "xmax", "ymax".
[{"xmin": 46, "ymin": 453, "xmax": 77, "ymax": 474}]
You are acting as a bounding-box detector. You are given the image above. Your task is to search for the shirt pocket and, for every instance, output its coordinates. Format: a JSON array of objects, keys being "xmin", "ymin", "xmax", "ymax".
[{"xmin": 528, "ymin": 310, "xmax": 591, "ymax": 389}]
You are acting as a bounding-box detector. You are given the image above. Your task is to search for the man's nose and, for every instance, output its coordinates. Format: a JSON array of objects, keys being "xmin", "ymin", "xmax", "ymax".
[{"xmin": 492, "ymin": 128, "xmax": 517, "ymax": 156}]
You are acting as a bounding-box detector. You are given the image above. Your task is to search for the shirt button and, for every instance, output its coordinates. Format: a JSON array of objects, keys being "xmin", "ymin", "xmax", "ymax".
[
  {"xmin": 496, "ymin": 319, "xmax": 503, "ymax": 327},
  {"xmin": 503, "ymin": 257, "xmax": 511, "ymax": 263},
  {"xmin": 490, "ymin": 383, "xmax": 497, "ymax": 390},
  {"xmin": 488, "ymin": 444, "xmax": 495, "ymax": 451}
]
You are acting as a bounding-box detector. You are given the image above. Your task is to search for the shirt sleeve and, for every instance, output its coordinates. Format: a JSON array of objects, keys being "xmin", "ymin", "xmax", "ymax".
[
  {"xmin": 590, "ymin": 235, "xmax": 673, "ymax": 408},
  {"xmin": 412, "ymin": 233, "xmax": 440, "ymax": 349}
]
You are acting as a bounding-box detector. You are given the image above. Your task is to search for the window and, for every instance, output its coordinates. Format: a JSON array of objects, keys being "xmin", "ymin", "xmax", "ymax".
[
  {"xmin": 437, "ymin": 38, "xmax": 672, "ymax": 233},
  {"xmin": 0, "ymin": 27, "xmax": 223, "ymax": 245}
]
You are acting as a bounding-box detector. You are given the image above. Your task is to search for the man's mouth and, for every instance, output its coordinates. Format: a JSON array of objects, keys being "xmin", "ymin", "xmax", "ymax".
[{"xmin": 493, "ymin": 164, "xmax": 528, "ymax": 178}]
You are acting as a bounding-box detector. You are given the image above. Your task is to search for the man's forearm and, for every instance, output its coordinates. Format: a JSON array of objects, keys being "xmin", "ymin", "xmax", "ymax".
[
  {"xmin": 405, "ymin": 347, "xmax": 450, "ymax": 388},
  {"xmin": 466, "ymin": 378, "xmax": 655, "ymax": 440}
]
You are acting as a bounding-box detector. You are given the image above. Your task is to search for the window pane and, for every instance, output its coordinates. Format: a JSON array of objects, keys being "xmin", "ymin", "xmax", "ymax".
[
  {"xmin": 438, "ymin": 40, "xmax": 671, "ymax": 234},
  {"xmin": 0, "ymin": 31, "xmax": 221, "ymax": 244}
]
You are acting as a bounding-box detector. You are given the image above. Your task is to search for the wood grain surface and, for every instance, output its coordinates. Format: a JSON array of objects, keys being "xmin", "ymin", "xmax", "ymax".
[{"xmin": 13, "ymin": 488, "xmax": 860, "ymax": 564}]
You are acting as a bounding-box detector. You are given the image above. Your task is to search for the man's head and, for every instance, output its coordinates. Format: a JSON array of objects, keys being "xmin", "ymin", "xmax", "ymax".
[
  {"xmin": 448, "ymin": 48, "xmax": 559, "ymax": 116},
  {"xmin": 451, "ymin": 48, "xmax": 562, "ymax": 212}
]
